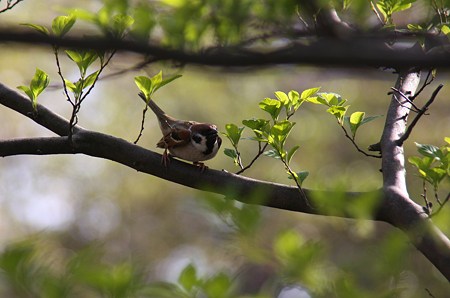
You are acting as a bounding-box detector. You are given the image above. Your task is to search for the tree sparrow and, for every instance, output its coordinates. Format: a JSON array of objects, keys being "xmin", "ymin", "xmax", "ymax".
[{"xmin": 138, "ymin": 93, "xmax": 222, "ymax": 168}]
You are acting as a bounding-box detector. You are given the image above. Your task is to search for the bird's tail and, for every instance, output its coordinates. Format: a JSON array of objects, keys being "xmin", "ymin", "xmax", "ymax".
[{"xmin": 138, "ymin": 92, "xmax": 168, "ymax": 119}]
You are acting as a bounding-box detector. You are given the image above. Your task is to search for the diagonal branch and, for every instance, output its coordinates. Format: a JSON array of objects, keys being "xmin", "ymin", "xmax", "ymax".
[
  {"xmin": 396, "ymin": 84, "xmax": 443, "ymax": 146},
  {"xmin": 1, "ymin": 81, "xmax": 450, "ymax": 281}
]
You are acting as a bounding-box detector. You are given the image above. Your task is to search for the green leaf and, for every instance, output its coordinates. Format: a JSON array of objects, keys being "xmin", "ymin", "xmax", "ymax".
[
  {"xmin": 111, "ymin": 14, "xmax": 134, "ymax": 37},
  {"xmin": 270, "ymin": 120, "xmax": 295, "ymax": 147},
  {"xmin": 242, "ymin": 118, "xmax": 269, "ymax": 132},
  {"xmin": 18, "ymin": 68, "xmax": 50, "ymax": 111},
  {"xmin": 300, "ymin": 87, "xmax": 321, "ymax": 100},
  {"xmin": 442, "ymin": 25, "xmax": 450, "ymax": 36},
  {"xmin": 21, "ymin": 23, "xmax": 49, "ymax": 35},
  {"xmin": 155, "ymin": 74, "xmax": 182, "ymax": 93},
  {"xmin": 349, "ymin": 111, "xmax": 365, "ymax": 137},
  {"xmin": 296, "ymin": 171, "xmax": 309, "ymax": 183},
  {"xmin": 64, "ymin": 79, "xmax": 78, "ymax": 93},
  {"xmin": 263, "ymin": 149, "xmax": 281, "ymax": 159},
  {"xmin": 326, "ymin": 105, "xmax": 348, "ymax": 123},
  {"xmin": 415, "ymin": 142, "xmax": 442, "ymax": 160},
  {"xmin": 444, "ymin": 137, "xmax": 450, "ymax": 145},
  {"xmin": 65, "ymin": 50, "xmax": 98, "ymax": 76},
  {"xmin": 259, "ymin": 97, "xmax": 282, "ymax": 120},
  {"xmin": 287, "ymin": 145, "xmax": 300, "ymax": 164},
  {"xmin": 134, "ymin": 76, "xmax": 152, "ymax": 99},
  {"xmin": 30, "ymin": 68, "xmax": 50, "ymax": 97},
  {"xmin": 52, "ymin": 14, "xmax": 76, "ymax": 37},
  {"xmin": 274, "ymin": 91, "xmax": 289, "ymax": 106},
  {"xmin": 360, "ymin": 114, "xmax": 383, "ymax": 125},
  {"xmin": 225, "ymin": 123, "xmax": 244, "ymax": 146},
  {"xmin": 178, "ymin": 264, "xmax": 197, "ymax": 292},
  {"xmin": 17, "ymin": 85, "xmax": 34, "ymax": 100},
  {"xmin": 82, "ymin": 70, "xmax": 100, "ymax": 89},
  {"xmin": 224, "ymin": 148, "xmax": 238, "ymax": 159}
]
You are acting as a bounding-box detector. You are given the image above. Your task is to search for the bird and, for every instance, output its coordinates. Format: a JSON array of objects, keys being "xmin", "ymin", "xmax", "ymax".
[{"xmin": 138, "ymin": 92, "xmax": 222, "ymax": 169}]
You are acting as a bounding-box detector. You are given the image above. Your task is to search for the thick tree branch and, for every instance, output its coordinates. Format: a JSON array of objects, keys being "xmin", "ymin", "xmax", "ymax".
[
  {"xmin": 380, "ymin": 69, "xmax": 450, "ymax": 281},
  {"xmin": 0, "ymin": 29, "xmax": 450, "ymax": 68},
  {"xmin": 1, "ymin": 81, "xmax": 450, "ymax": 281}
]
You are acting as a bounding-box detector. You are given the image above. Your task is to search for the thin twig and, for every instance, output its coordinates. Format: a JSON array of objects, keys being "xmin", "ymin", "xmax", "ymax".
[
  {"xmin": 340, "ymin": 125, "xmax": 382, "ymax": 158},
  {"xmin": 235, "ymin": 142, "xmax": 268, "ymax": 175},
  {"xmin": 0, "ymin": 0, "xmax": 23, "ymax": 13},
  {"xmin": 432, "ymin": 192, "xmax": 450, "ymax": 216},
  {"xmin": 134, "ymin": 104, "xmax": 148, "ymax": 144},
  {"xmin": 369, "ymin": 0, "xmax": 385, "ymax": 25},
  {"xmin": 411, "ymin": 69, "xmax": 435, "ymax": 100},
  {"xmin": 397, "ymin": 84, "xmax": 443, "ymax": 146},
  {"xmin": 421, "ymin": 180, "xmax": 432, "ymax": 215},
  {"xmin": 390, "ymin": 87, "xmax": 421, "ymax": 112}
]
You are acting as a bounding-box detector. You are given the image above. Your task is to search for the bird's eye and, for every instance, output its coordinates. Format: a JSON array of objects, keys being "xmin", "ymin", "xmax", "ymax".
[{"xmin": 192, "ymin": 134, "xmax": 202, "ymax": 143}]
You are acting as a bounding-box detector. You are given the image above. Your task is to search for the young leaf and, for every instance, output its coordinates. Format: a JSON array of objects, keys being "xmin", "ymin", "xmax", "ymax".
[
  {"xmin": 52, "ymin": 14, "xmax": 76, "ymax": 37},
  {"xmin": 270, "ymin": 120, "xmax": 295, "ymax": 148},
  {"xmin": 21, "ymin": 23, "xmax": 49, "ymax": 35},
  {"xmin": 287, "ymin": 145, "xmax": 300, "ymax": 164},
  {"xmin": 134, "ymin": 76, "xmax": 152, "ymax": 99},
  {"xmin": 263, "ymin": 149, "xmax": 281, "ymax": 159},
  {"xmin": 360, "ymin": 114, "xmax": 383, "ymax": 125},
  {"xmin": 66, "ymin": 50, "xmax": 98, "ymax": 76},
  {"xmin": 111, "ymin": 14, "xmax": 134, "ymax": 37},
  {"xmin": 64, "ymin": 79, "xmax": 78, "ymax": 93},
  {"xmin": 349, "ymin": 111, "xmax": 365, "ymax": 137},
  {"xmin": 225, "ymin": 123, "xmax": 244, "ymax": 146},
  {"xmin": 326, "ymin": 105, "xmax": 348, "ymax": 123},
  {"xmin": 415, "ymin": 142, "xmax": 442, "ymax": 160},
  {"xmin": 444, "ymin": 137, "xmax": 450, "ymax": 145},
  {"xmin": 30, "ymin": 68, "xmax": 50, "ymax": 98},
  {"xmin": 17, "ymin": 68, "xmax": 49, "ymax": 111},
  {"xmin": 154, "ymin": 74, "xmax": 183, "ymax": 93},
  {"xmin": 259, "ymin": 98, "xmax": 282, "ymax": 120},
  {"xmin": 82, "ymin": 70, "xmax": 100, "ymax": 89},
  {"xmin": 300, "ymin": 87, "xmax": 321, "ymax": 100},
  {"xmin": 224, "ymin": 148, "xmax": 238, "ymax": 160},
  {"xmin": 17, "ymin": 86, "xmax": 33, "ymax": 101},
  {"xmin": 274, "ymin": 91, "xmax": 289, "ymax": 106}
]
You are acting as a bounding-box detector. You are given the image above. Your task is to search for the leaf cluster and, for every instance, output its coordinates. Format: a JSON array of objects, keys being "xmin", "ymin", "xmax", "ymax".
[{"xmin": 408, "ymin": 138, "xmax": 450, "ymax": 212}]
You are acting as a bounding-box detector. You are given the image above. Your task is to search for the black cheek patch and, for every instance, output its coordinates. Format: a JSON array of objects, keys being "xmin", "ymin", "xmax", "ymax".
[{"xmin": 192, "ymin": 134, "xmax": 202, "ymax": 144}]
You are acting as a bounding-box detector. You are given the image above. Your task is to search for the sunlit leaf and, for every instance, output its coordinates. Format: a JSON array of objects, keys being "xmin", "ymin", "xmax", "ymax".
[
  {"xmin": 134, "ymin": 76, "xmax": 152, "ymax": 99},
  {"xmin": 274, "ymin": 91, "xmax": 289, "ymax": 106},
  {"xmin": 21, "ymin": 23, "xmax": 49, "ymax": 35},
  {"xmin": 349, "ymin": 111, "xmax": 365, "ymax": 137},
  {"xmin": 52, "ymin": 14, "xmax": 76, "ymax": 37},
  {"xmin": 225, "ymin": 123, "xmax": 244, "ymax": 146},
  {"xmin": 300, "ymin": 87, "xmax": 321, "ymax": 99},
  {"xmin": 259, "ymin": 97, "xmax": 282, "ymax": 120}
]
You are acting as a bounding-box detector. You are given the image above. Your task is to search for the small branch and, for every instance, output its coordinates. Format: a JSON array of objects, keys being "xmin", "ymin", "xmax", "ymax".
[
  {"xmin": 390, "ymin": 87, "xmax": 421, "ymax": 112},
  {"xmin": 2, "ymin": 29, "xmax": 450, "ymax": 68},
  {"xmin": 134, "ymin": 104, "xmax": 149, "ymax": 144},
  {"xmin": 412, "ymin": 69, "xmax": 435, "ymax": 100},
  {"xmin": 421, "ymin": 180, "xmax": 432, "ymax": 215},
  {"xmin": 340, "ymin": 125, "xmax": 382, "ymax": 158},
  {"xmin": 369, "ymin": 0, "xmax": 385, "ymax": 25},
  {"xmin": 0, "ymin": 0, "xmax": 23, "ymax": 13},
  {"xmin": 236, "ymin": 142, "xmax": 268, "ymax": 175},
  {"xmin": 396, "ymin": 84, "xmax": 443, "ymax": 146},
  {"xmin": 432, "ymin": 192, "xmax": 450, "ymax": 216}
]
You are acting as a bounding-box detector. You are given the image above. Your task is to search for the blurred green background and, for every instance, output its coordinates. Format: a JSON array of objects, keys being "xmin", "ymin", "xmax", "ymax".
[{"xmin": 0, "ymin": 0, "xmax": 449, "ymax": 297}]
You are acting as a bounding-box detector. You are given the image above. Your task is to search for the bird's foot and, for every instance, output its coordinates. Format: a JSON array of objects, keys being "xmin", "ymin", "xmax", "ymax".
[{"xmin": 193, "ymin": 162, "xmax": 208, "ymax": 172}]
